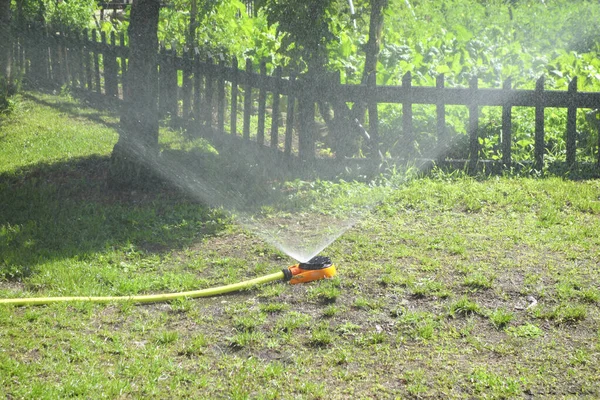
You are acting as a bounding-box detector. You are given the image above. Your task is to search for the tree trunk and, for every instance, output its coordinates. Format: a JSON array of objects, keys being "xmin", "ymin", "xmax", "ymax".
[
  {"xmin": 0, "ymin": 0, "xmax": 13, "ymax": 99},
  {"xmin": 108, "ymin": 0, "xmax": 161, "ymax": 189},
  {"xmin": 351, "ymin": 0, "xmax": 387, "ymax": 122}
]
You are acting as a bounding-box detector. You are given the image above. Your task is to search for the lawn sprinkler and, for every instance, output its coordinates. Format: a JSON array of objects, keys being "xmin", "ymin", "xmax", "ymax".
[
  {"xmin": 283, "ymin": 256, "xmax": 337, "ymax": 284},
  {"xmin": 0, "ymin": 256, "xmax": 336, "ymax": 306}
]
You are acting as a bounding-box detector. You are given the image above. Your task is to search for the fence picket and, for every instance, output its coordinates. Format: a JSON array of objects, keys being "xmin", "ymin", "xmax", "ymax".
[
  {"xmin": 566, "ymin": 77, "xmax": 577, "ymax": 168},
  {"xmin": 217, "ymin": 58, "xmax": 226, "ymax": 134},
  {"xmin": 436, "ymin": 74, "xmax": 446, "ymax": 162},
  {"xmin": 270, "ymin": 66, "xmax": 282, "ymax": 148},
  {"xmin": 368, "ymin": 70, "xmax": 379, "ymax": 158},
  {"xmin": 230, "ymin": 57, "xmax": 239, "ymax": 137},
  {"xmin": 284, "ymin": 72, "xmax": 296, "ymax": 156},
  {"xmin": 468, "ymin": 77, "xmax": 479, "ymax": 171},
  {"xmin": 204, "ymin": 56, "xmax": 214, "ymax": 129},
  {"xmin": 182, "ymin": 48, "xmax": 192, "ymax": 120},
  {"xmin": 83, "ymin": 30, "xmax": 92, "ymax": 90},
  {"xmin": 534, "ymin": 76, "xmax": 545, "ymax": 170},
  {"xmin": 92, "ymin": 30, "xmax": 101, "ymax": 93},
  {"xmin": 257, "ymin": 61, "xmax": 267, "ymax": 146},
  {"xmin": 502, "ymin": 77, "xmax": 513, "ymax": 168},
  {"xmin": 402, "ymin": 72, "xmax": 413, "ymax": 158},
  {"xmin": 243, "ymin": 58, "xmax": 252, "ymax": 141}
]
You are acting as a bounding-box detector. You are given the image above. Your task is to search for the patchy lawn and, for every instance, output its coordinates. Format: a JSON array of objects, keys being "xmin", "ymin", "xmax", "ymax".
[{"xmin": 1, "ymin": 92, "xmax": 600, "ymax": 398}]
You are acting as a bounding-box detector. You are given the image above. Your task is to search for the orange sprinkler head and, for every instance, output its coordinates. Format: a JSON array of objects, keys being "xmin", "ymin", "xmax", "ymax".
[{"xmin": 282, "ymin": 256, "xmax": 336, "ymax": 284}]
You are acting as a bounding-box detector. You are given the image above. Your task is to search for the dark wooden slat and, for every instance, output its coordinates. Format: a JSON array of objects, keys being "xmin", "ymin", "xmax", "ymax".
[
  {"xmin": 92, "ymin": 30, "xmax": 101, "ymax": 93},
  {"xmin": 436, "ymin": 74, "xmax": 446, "ymax": 162},
  {"xmin": 182, "ymin": 48, "xmax": 192, "ymax": 119},
  {"xmin": 243, "ymin": 58, "xmax": 252, "ymax": 141},
  {"xmin": 501, "ymin": 77, "xmax": 513, "ymax": 168},
  {"xmin": 534, "ymin": 76, "xmax": 545, "ymax": 170},
  {"xmin": 257, "ymin": 61, "xmax": 267, "ymax": 146},
  {"xmin": 217, "ymin": 58, "xmax": 226, "ymax": 133},
  {"xmin": 230, "ymin": 57, "xmax": 239, "ymax": 136},
  {"xmin": 468, "ymin": 77, "xmax": 479, "ymax": 172},
  {"xmin": 566, "ymin": 77, "xmax": 577, "ymax": 167},
  {"xmin": 402, "ymin": 72, "xmax": 413, "ymax": 158},
  {"xmin": 270, "ymin": 66, "xmax": 282, "ymax": 148},
  {"xmin": 204, "ymin": 56, "xmax": 214, "ymax": 128},
  {"xmin": 284, "ymin": 72, "xmax": 296, "ymax": 156}
]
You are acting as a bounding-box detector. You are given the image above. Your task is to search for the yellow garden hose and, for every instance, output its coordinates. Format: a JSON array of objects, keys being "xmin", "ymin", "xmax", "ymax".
[
  {"xmin": 0, "ymin": 256, "xmax": 336, "ymax": 307},
  {"xmin": 0, "ymin": 271, "xmax": 286, "ymax": 307}
]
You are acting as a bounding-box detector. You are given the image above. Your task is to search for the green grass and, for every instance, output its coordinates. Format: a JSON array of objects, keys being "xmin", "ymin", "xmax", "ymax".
[{"xmin": 1, "ymin": 91, "xmax": 600, "ymax": 398}]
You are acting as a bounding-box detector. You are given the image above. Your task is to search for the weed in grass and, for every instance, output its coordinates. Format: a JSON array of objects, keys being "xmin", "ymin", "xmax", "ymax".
[
  {"xmin": 506, "ymin": 323, "xmax": 543, "ymax": 338},
  {"xmin": 154, "ymin": 330, "xmax": 179, "ymax": 345},
  {"xmin": 258, "ymin": 284, "xmax": 285, "ymax": 298},
  {"xmin": 228, "ymin": 331, "xmax": 265, "ymax": 349},
  {"xmin": 578, "ymin": 288, "xmax": 600, "ymax": 303},
  {"xmin": 328, "ymin": 348, "xmax": 351, "ymax": 365},
  {"xmin": 369, "ymin": 331, "xmax": 387, "ymax": 344},
  {"xmin": 553, "ymin": 304, "xmax": 587, "ymax": 325},
  {"xmin": 307, "ymin": 284, "xmax": 340, "ymax": 303},
  {"xmin": 463, "ymin": 272, "xmax": 495, "ymax": 290},
  {"xmin": 309, "ymin": 323, "xmax": 334, "ymax": 347},
  {"xmin": 170, "ymin": 298, "xmax": 194, "ymax": 313},
  {"xmin": 322, "ymin": 304, "xmax": 340, "ymax": 317},
  {"xmin": 232, "ymin": 313, "xmax": 266, "ymax": 332},
  {"xmin": 570, "ymin": 348, "xmax": 590, "ymax": 366},
  {"xmin": 259, "ymin": 302, "xmax": 289, "ymax": 313},
  {"xmin": 448, "ymin": 296, "xmax": 482, "ymax": 317},
  {"xmin": 410, "ymin": 280, "xmax": 451, "ymax": 298},
  {"xmin": 488, "ymin": 308, "xmax": 514, "ymax": 329},
  {"xmin": 353, "ymin": 296, "xmax": 382, "ymax": 310},
  {"xmin": 533, "ymin": 304, "xmax": 587, "ymax": 325},
  {"xmin": 404, "ymin": 369, "xmax": 428, "ymax": 397},
  {"xmin": 397, "ymin": 311, "xmax": 438, "ymax": 340},
  {"xmin": 469, "ymin": 367, "xmax": 521, "ymax": 398},
  {"xmin": 379, "ymin": 266, "xmax": 415, "ymax": 287},
  {"xmin": 182, "ymin": 333, "xmax": 209, "ymax": 356},
  {"xmin": 336, "ymin": 321, "xmax": 361, "ymax": 335},
  {"xmin": 275, "ymin": 311, "xmax": 312, "ymax": 333}
]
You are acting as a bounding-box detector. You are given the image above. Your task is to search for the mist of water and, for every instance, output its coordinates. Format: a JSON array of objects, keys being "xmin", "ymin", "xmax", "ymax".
[{"xmin": 118, "ymin": 136, "xmax": 394, "ymax": 263}]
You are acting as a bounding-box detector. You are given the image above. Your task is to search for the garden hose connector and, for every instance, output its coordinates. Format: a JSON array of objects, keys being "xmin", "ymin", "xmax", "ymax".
[{"xmin": 282, "ymin": 256, "xmax": 336, "ymax": 284}]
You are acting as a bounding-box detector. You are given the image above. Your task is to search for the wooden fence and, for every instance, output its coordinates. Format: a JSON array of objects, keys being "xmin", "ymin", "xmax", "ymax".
[{"xmin": 11, "ymin": 26, "xmax": 600, "ymax": 172}]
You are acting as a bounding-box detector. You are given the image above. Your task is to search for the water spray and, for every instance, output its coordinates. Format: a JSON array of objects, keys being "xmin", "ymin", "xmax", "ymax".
[{"xmin": 0, "ymin": 257, "xmax": 336, "ymax": 307}]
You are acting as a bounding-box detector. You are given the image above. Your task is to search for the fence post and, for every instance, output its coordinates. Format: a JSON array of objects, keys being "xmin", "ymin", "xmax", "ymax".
[
  {"xmin": 402, "ymin": 72, "xmax": 413, "ymax": 159},
  {"xmin": 230, "ymin": 56, "xmax": 239, "ymax": 136},
  {"xmin": 204, "ymin": 56, "xmax": 215, "ymax": 129},
  {"xmin": 501, "ymin": 77, "xmax": 513, "ymax": 169},
  {"xmin": 270, "ymin": 65, "xmax": 282, "ymax": 148},
  {"xmin": 169, "ymin": 42, "xmax": 179, "ymax": 122},
  {"xmin": 193, "ymin": 49, "xmax": 202, "ymax": 127},
  {"xmin": 84, "ymin": 29, "xmax": 92, "ymax": 90},
  {"xmin": 468, "ymin": 76, "xmax": 479, "ymax": 172},
  {"xmin": 103, "ymin": 31, "xmax": 118, "ymax": 98},
  {"xmin": 436, "ymin": 74, "xmax": 446, "ymax": 163},
  {"xmin": 566, "ymin": 77, "xmax": 577, "ymax": 168},
  {"xmin": 367, "ymin": 70, "xmax": 379, "ymax": 159},
  {"xmin": 243, "ymin": 58, "xmax": 252, "ymax": 141},
  {"xmin": 217, "ymin": 57, "xmax": 226, "ymax": 133},
  {"xmin": 534, "ymin": 76, "xmax": 545, "ymax": 171},
  {"xmin": 284, "ymin": 71, "xmax": 296, "ymax": 157},
  {"xmin": 74, "ymin": 31, "xmax": 84, "ymax": 89},
  {"xmin": 92, "ymin": 30, "xmax": 102, "ymax": 93},
  {"xmin": 257, "ymin": 60, "xmax": 267, "ymax": 146},
  {"xmin": 182, "ymin": 47, "xmax": 192, "ymax": 120},
  {"xmin": 298, "ymin": 73, "xmax": 316, "ymax": 161},
  {"xmin": 119, "ymin": 32, "xmax": 127, "ymax": 98}
]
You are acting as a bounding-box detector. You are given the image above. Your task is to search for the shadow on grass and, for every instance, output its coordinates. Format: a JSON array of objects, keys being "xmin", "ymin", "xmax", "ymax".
[
  {"xmin": 0, "ymin": 154, "xmax": 228, "ymax": 281},
  {"xmin": 21, "ymin": 89, "xmax": 122, "ymax": 132}
]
